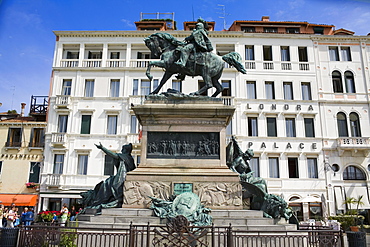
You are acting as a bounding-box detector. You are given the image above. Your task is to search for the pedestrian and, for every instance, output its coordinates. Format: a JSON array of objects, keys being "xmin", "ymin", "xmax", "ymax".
[
  {"xmin": 60, "ymin": 204, "xmax": 69, "ymax": 226},
  {"xmin": 0, "ymin": 205, "xmax": 4, "ymax": 227},
  {"xmin": 70, "ymin": 206, "xmax": 77, "ymax": 221},
  {"xmin": 24, "ymin": 207, "xmax": 34, "ymax": 226},
  {"xmin": 6, "ymin": 206, "xmax": 17, "ymax": 228}
]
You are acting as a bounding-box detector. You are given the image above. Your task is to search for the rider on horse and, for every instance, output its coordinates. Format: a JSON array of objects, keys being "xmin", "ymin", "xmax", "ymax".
[{"xmin": 175, "ymin": 18, "xmax": 213, "ymax": 68}]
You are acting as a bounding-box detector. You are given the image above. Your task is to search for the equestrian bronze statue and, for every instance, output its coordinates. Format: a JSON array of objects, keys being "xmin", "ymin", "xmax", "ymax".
[{"xmin": 144, "ymin": 19, "xmax": 246, "ymax": 97}]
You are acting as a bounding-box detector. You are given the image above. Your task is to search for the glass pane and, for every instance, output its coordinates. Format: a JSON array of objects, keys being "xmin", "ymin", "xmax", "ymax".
[
  {"xmin": 133, "ymin": 79, "xmax": 139, "ymax": 95},
  {"xmin": 62, "ymin": 80, "xmax": 72, "ymax": 95},
  {"xmin": 53, "ymin": 154, "xmax": 64, "ymax": 174},
  {"xmin": 267, "ymin": 118, "xmax": 277, "ymax": 137},
  {"xmin": 245, "ymin": 45, "xmax": 254, "ymax": 60},
  {"xmin": 307, "ymin": 158, "xmax": 318, "ymax": 178},
  {"xmin": 350, "ymin": 113, "xmax": 361, "ymax": 137},
  {"xmin": 304, "ymin": 118, "xmax": 315, "ymax": 137},
  {"xmin": 269, "ymin": 158, "xmax": 279, "ymax": 178},
  {"xmin": 301, "ymin": 83, "xmax": 312, "ymax": 100},
  {"xmin": 130, "ymin": 115, "xmax": 137, "ymax": 133},
  {"xmin": 283, "ymin": 82, "xmax": 293, "ymax": 100},
  {"xmin": 78, "ymin": 155, "xmax": 88, "ymax": 175},
  {"xmin": 85, "ymin": 80, "xmax": 94, "ymax": 97},
  {"xmin": 248, "ymin": 117, "xmax": 258, "ymax": 136},
  {"xmin": 286, "ymin": 118, "xmax": 296, "ymax": 137},
  {"xmin": 58, "ymin": 115, "xmax": 68, "ymax": 133},
  {"xmin": 281, "ymin": 46, "xmax": 290, "ymax": 61},
  {"xmin": 337, "ymin": 113, "xmax": 348, "ymax": 137},
  {"xmin": 141, "ymin": 80, "xmax": 151, "ymax": 95},
  {"xmin": 110, "ymin": 80, "xmax": 120, "ymax": 97},
  {"xmin": 265, "ymin": 82, "xmax": 275, "ymax": 99},
  {"xmin": 250, "ymin": 158, "xmax": 260, "ymax": 177},
  {"xmin": 247, "ymin": 82, "xmax": 256, "ymax": 99},
  {"xmin": 107, "ymin": 116, "xmax": 117, "ymax": 135},
  {"xmin": 81, "ymin": 115, "xmax": 91, "ymax": 134}
]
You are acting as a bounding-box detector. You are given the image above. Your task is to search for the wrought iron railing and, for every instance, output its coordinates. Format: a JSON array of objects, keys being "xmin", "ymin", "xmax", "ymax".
[{"xmin": 15, "ymin": 224, "xmax": 343, "ymax": 247}]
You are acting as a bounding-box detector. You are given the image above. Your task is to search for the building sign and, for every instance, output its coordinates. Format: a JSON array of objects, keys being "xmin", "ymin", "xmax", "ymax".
[
  {"xmin": 147, "ymin": 132, "xmax": 220, "ymax": 159},
  {"xmin": 173, "ymin": 183, "xmax": 193, "ymax": 195}
]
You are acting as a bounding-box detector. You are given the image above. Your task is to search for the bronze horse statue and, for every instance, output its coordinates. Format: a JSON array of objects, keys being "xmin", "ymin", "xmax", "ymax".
[{"xmin": 144, "ymin": 33, "xmax": 246, "ymax": 97}]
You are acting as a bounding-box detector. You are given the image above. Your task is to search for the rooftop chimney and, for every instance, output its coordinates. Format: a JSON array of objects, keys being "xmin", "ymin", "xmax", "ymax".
[
  {"xmin": 21, "ymin": 103, "xmax": 26, "ymax": 117},
  {"xmin": 261, "ymin": 16, "xmax": 270, "ymax": 22}
]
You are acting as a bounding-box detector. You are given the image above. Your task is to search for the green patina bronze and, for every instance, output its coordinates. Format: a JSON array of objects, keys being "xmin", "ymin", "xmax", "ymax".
[
  {"xmin": 226, "ymin": 136, "xmax": 298, "ymax": 224},
  {"xmin": 144, "ymin": 18, "xmax": 246, "ymax": 98},
  {"xmin": 80, "ymin": 143, "xmax": 136, "ymax": 212},
  {"xmin": 150, "ymin": 192, "xmax": 212, "ymax": 226}
]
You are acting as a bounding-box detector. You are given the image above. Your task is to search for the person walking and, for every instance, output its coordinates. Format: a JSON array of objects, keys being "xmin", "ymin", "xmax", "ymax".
[
  {"xmin": 24, "ymin": 208, "xmax": 34, "ymax": 226},
  {"xmin": 60, "ymin": 204, "xmax": 69, "ymax": 226}
]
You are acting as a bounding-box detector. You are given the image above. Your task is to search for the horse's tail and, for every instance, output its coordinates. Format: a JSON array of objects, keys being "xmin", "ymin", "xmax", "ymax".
[{"xmin": 222, "ymin": 52, "xmax": 247, "ymax": 74}]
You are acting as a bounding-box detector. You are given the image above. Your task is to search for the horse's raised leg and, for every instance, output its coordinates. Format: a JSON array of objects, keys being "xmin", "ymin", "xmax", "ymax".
[
  {"xmin": 146, "ymin": 60, "xmax": 165, "ymax": 82},
  {"xmin": 150, "ymin": 71, "xmax": 173, "ymax": 95}
]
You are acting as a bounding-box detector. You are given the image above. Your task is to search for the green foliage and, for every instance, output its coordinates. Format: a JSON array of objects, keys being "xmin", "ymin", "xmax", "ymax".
[
  {"xmin": 7, "ymin": 110, "xmax": 17, "ymax": 114},
  {"xmin": 329, "ymin": 215, "xmax": 365, "ymax": 231},
  {"xmin": 60, "ymin": 229, "xmax": 77, "ymax": 247}
]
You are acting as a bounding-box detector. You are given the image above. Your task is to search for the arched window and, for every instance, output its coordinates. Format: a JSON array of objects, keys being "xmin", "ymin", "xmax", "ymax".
[
  {"xmin": 343, "ymin": 165, "xmax": 366, "ymax": 180},
  {"xmin": 332, "ymin": 71, "xmax": 343, "ymax": 93},
  {"xmin": 349, "ymin": 112, "xmax": 361, "ymax": 137},
  {"xmin": 344, "ymin": 71, "xmax": 356, "ymax": 93},
  {"xmin": 337, "ymin": 112, "xmax": 348, "ymax": 137}
]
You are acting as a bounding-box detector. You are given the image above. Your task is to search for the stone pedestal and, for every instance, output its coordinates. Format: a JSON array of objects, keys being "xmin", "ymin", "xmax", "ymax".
[{"xmin": 124, "ymin": 96, "xmax": 242, "ymax": 209}]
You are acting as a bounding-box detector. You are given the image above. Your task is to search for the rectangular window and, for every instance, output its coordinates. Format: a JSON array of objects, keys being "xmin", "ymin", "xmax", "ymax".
[
  {"xmin": 286, "ymin": 28, "xmax": 300, "ymax": 34},
  {"xmin": 263, "ymin": 46, "xmax": 273, "ymax": 61},
  {"xmin": 226, "ymin": 121, "xmax": 232, "ymax": 136},
  {"xmin": 341, "ymin": 47, "xmax": 351, "ymax": 61},
  {"xmin": 88, "ymin": 51, "xmax": 102, "ymax": 59},
  {"xmin": 107, "ymin": 115, "xmax": 117, "ymax": 135},
  {"xmin": 53, "ymin": 154, "xmax": 64, "ymax": 174},
  {"xmin": 304, "ymin": 118, "xmax": 315, "ymax": 137},
  {"xmin": 301, "ymin": 82, "xmax": 312, "ymax": 100},
  {"xmin": 286, "ymin": 118, "xmax": 296, "ymax": 137},
  {"xmin": 283, "ymin": 82, "xmax": 293, "ymax": 100},
  {"xmin": 133, "ymin": 79, "xmax": 139, "ymax": 95},
  {"xmin": 80, "ymin": 115, "xmax": 91, "ymax": 134},
  {"xmin": 248, "ymin": 117, "xmax": 258, "ymax": 136},
  {"xmin": 222, "ymin": 80, "xmax": 231, "ymax": 96},
  {"xmin": 329, "ymin": 47, "xmax": 340, "ymax": 61},
  {"xmin": 264, "ymin": 27, "xmax": 278, "ymax": 33},
  {"xmin": 110, "ymin": 79, "xmax": 120, "ymax": 97},
  {"xmin": 141, "ymin": 80, "xmax": 151, "ymax": 95},
  {"xmin": 172, "ymin": 80, "xmax": 182, "ymax": 92},
  {"xmin": 307, "ymin": 158, "xmax": 318, "ymax": 178},
  {"xmin": 245, "ymin": 45, "xmax": 255, "ymax": 60},
  {"xmin": 77, "ymin": 155, "xmax": 88, "ymax": 175},
  {"xmin": 66, "ymin": 51, "xmax": 79, "ymax": 59},
  {"xmin": 280, "ymin": 46, "xmax": 290, "ymax": 61},
  {"xmin": 269, "ymin": 157, "xmax": 279, "ymax": 178},
  {"xmin": 288, "ymin": 158, "xmax": 299, "ymax": 178},
  {"xmin": 267, "ymin": 117, "xmax": 277, "ymax": 137},
  {"xmin": 130, "ymin": 115, "xmax": 138, "ymax": 134},
  {"xmin": 29, "ymin": 128, "xmax": 45, "ymax": 147},
  {"xmin": 104, "ymin": 155, "xmax": 115, "ymax": 176},
  {"xmin": 265, "ymin": 81, "xmax": 275, "ymax": 99},
  {"xmin": 58, "ymin": 115, "xmax": 68, "ymax": 133},
  {"xmin": 242, "ymin": 27, "xmax": 255, "ymax": 33},
  {"xmin": 110, "ymin": 52, "xmax": 120, "ymax": 59},
  {"xmin": 7, "ymin": 128, "xmax": 22, "ymax": 147},
  {"xmin": 298, "ymin": 47, "xmax": 308, "ymax": 62},
  {"xmin": 246, "ymin": 81, "xmax": 256, "ymax": 99},
  {"xmin": 250, "ymin": 157, "xmax": 260, "ymax": 177},
  {"xmin": 29, "ymin": 162, "xmax": 40, "ymax": 183},
  {"xmin": 84, "ymin": 79, "xmax": 94, "ymax": 97},
  {"xmin": 62, "ymin": 79, "xmax": 72, "ymax": 95}
]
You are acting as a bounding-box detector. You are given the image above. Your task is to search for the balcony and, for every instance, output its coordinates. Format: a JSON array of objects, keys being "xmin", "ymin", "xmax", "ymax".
[
  {"xmin": 55, "ymin": 95, "xmax": 70, "ymax": 108},
  {"xmin": 29, "ymin": 142, "xmax": 44, "ymax": 148},
  {"xmin": 221, "ymin": 96, "xmax": 234, "ymax": 106},
  {"xmin": 281, "ymin": 62, "xmax": 292, "ymax": 70},
  {"xmin": 245, "ymin": 61, "xmax": 256, "ymax": 70},
  {"xmin": 299, "ymin": 62, "xmax": 310, "ymax": 71},
  {"xmin": 263, "ymin": 62, "xmax": 274, "ymax": 70},
  {"xmin": 46, "ymin": 174, "xmax": 61, "ymax": 187},
  {"xmin": 51, "ymin": 133, "xmax": 66, "ymax": 146},
  {"xmin": 106, "ymin": 59, "xmax": 126, "ymax": 67},
  {"xmin": 130, "ymin": 59, "xmax": 152, "ymax": 68},
  {"xmin": 5, "ymin": 141, "xmax": 21, "ymax": 149},
  {"xmin": 337, "ymin": 137, "xmax": 370, "ymax": 156},
  {"xmin": 60, "ymin": 59, "xmax": 79, "ymax": 67},
  {"xmin": 83, "ymin": 59, "xmax": 102, "ymax": 67}
]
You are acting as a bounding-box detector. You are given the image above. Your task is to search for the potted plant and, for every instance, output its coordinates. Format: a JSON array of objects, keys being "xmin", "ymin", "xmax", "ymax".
[
  {"xmin": 26, "ymin": 182, "xmax": 40, "ymax": 189},
  {"xmin": 343, "ymin": 195, "xmax": 364, "ymax": 231}
]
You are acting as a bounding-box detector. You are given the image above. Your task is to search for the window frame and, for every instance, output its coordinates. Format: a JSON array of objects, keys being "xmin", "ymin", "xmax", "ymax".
[
  {"xmin": 269, "ymin": 157, "xmax": 280, "ymax": 178},
  {"xmin": 107, "ymin": 115, "xmax": 118, "ymax": 135},
  {"xmin": 77, "ymin": 154, "xmax": 88, "ymax": 175},
  {"xmin": 267, "ymin": 117, "xmax": 277, "ymax": 137},
  {"xmin": 84, "ymin": 79, "xmax": 95, "ymax": 97}
]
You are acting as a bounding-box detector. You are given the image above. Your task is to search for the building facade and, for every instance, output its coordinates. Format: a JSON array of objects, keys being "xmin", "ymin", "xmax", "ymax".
[
  {"xmin": 40, "ymin": 17, "xmax": 370, "ymax": 221},
  {"xmin": 0, "ymin": 99, "xmax": 47, "ymax": 209}
]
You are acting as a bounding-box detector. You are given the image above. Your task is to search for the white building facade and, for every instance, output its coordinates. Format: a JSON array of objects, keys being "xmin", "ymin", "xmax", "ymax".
[{"xmin": 40, "ymin": 23, "xmax": 370, "ymax": 221}]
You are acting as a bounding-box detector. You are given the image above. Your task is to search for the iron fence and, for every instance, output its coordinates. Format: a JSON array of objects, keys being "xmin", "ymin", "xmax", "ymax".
[{"xmin": 13, "ymin": 223, "xmax": 344, "ymax": 247}]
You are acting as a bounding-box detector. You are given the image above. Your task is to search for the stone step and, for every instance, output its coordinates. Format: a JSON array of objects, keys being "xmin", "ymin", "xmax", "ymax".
[
  {"xmin": 211, "ymin": 209, "xmax": 264, "ymax": 218},
  {"xmin": 101, "ymin": 208, "xmax": 154, "ymax": 217}
]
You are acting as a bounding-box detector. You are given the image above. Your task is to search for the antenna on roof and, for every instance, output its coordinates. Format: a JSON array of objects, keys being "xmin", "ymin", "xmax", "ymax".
[{"xmin": 217, "ymin": 4, "xmax": 230, "ymax": 30}]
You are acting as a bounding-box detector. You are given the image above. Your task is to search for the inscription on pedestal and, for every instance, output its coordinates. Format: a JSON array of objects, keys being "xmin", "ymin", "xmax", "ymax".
[
  {"xmin": 147, "ymin": 132, "xmax": 220, "ymax": 159},
  {"xmin": 173, "ymin": 183, "xmax": 193, "ymax": 195}
]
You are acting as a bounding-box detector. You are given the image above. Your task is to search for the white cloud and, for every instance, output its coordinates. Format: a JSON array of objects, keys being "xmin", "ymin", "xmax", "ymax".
[{"xmin": 121, "ymin": 19, "xmax": 135, "ymax": 27}]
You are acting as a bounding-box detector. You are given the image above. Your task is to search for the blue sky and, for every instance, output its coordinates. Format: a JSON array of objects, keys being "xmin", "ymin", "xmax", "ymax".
[{"xmin": 0, "ymin": 0, "xmax": 369, "ymax": 114}]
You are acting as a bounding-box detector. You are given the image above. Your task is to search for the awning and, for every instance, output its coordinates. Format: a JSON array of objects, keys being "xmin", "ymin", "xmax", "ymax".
[
  {"xmin": 344, "ymin": 186, "xmax": 370, "ymax": 209},
  {"xmin": 0, "ymin": 194, "xmax": 38, "ymax": 206},
  {"xmin": 290, "ymin": 196, "xmax": 321, "ymax": 203},
  {"xmin": 334, "ymin": 187, "xmax": 345, "ymax": 210}
]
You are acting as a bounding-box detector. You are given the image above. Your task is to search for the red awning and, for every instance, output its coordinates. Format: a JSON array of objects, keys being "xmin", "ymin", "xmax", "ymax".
[{"xmin": 0, "ymin": 194, "xmax": 38, "ymax": 206}]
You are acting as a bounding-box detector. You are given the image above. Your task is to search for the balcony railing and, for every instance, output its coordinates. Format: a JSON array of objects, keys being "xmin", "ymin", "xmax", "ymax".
[
  {"xmin": 55, "ymin": 95, "xmax": 70, "ymax": 106},
  {"xmin": 29, "ymin": 142, "xmax": 45, "ymax": 148},
  {"xmin": 337, "ymin": 137, "xmax": 370, "ymax": 148},
  {"xmin": 281, "ymin": 62, "xmax": 292, "ymax": 70},
  {"xmin": 263, "ymin": 62, "xmax": 274, "ymax": 70},
  {"xmin": 46, "ymin": 174, "xmax": 61, "ymax": 186},
  {"xmin": 83, "ymin": 59, "xmax": 102, "ymax": 67},
  {"xmin": 127, "ymin": 133, "xmax": 140, "ymax": 144},
  {"xmin": 130, "ymin": 59, "xmax": 152, "ymax": 68},
  {"xmin": 51, "ymin": 133, "xmax": 66, "ymax": 145},
  {"xmin": 129, "ymin": 95, "xmax": 146, "ymax": 106},
  {"xmin": 245, "ymin": 61, "xmax": 256, "ymax": 69},
  {"xmin": 106, "ymin": 59, "xmax": 126, "ymax": 67},
  {"xmin": 221, "ymin": 96, "xmax": 234, "ymax": 106},
  {"xmin": 299, "ymin": 62, "xmax": 310, "ymax": 71},
  {"xmin": 60, "ymin": 59, "xmax": 79, "ymax": 67},
  {"xmin": 5, "ymin": 141, "xmax": 21, "ymax": 148}
]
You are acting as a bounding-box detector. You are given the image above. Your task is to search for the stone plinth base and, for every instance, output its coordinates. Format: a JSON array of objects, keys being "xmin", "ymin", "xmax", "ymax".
[{"xmin": 126, "ymin": 96, "xmax": 242, "ymax": 209}]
